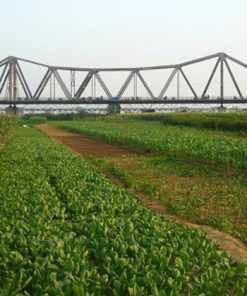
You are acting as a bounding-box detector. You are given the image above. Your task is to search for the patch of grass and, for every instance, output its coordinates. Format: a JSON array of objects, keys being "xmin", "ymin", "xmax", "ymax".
[
  {"xmin": 204, "ymin": 216, "xmax": 234, "ymax": 234},
  {"xmin": 166, "ymin": 196, "xmax": 209, "ymax": 216},
  {"xmin": 144, "ymin": 155, "xmax": 214, "ymax": 177},
  {"xmin": 134, "ymin": 182, "xmax": 160, "ymax": 198},
  {"xmin": 86, "ymin": 154, "xmax": 247, "ymax": 242},
  {"xmin": 108, "ymin": 165, "xmax": 134, "ymax": 187},
  {"xmin": 89, "ymin": 160, "xmax": 135, "ymax": 188}
]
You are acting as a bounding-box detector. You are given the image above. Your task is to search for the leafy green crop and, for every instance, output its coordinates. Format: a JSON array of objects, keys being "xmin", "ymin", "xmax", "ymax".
[
  {"xmin": 0, "ymin": 127, "xmax": 246, "ymax": 295},
  {"xmin": 54, "ymin": 118, "xmax": 247, "ymax": 172},
  {"xmin": 125, "ymin": 112, "xmax": 247, "ymax": 133},
  {"xmin": 162, "ymin": 112, "xmax": 247, "ymax": 133},
  {"xmin": 87, "ymin": 153, "xmax": 247, "ymax": 242}
]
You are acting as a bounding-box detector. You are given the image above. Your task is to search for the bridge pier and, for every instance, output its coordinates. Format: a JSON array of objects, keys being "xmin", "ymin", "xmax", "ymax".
[
  {"xmin": 7, "ymin": 59, "xmax": 18, "ymax": 100},
  {"xmin": 107, "ymin": 98, "xmax": 121, "ymax": 114},
  {"xmin": 5, "ymin": 104, "xmax": 19, "ymax": 115}
]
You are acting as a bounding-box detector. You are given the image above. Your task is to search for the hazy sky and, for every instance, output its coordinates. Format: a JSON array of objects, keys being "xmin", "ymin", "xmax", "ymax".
[
  {"xmin": 1, "ymin": 0, "xmax": 247, "ymax": 97},
  {"xmin": 1, "ymin": 0, "xmax": 247, "ymax": 66}
]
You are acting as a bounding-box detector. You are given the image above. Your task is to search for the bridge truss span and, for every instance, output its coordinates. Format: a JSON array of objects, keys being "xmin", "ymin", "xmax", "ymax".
[{"xmin": 0, "ymin": 52, "xmax": 247, "ymax": 105}]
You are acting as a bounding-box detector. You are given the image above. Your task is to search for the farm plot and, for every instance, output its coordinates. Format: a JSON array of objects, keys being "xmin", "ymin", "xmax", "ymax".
[
  {"xmin": 128, "ymin": 112, "xmax": 247, "ymax": 133},
  {"xmin": 38, "ymin": 124, "xmax": 247, "ymax": 243},
  {"xmin": 0, "ymin": 127, "xmax": 246, "ymax": 295},
  {"xmin": 86, "ymin": 154, "xmax": 247, "ymax": 243},
  {"xmin": 161, "ymin": 112, "xmax": 247, "ymax": 133},
  {"xmin": 51, "ymin": 117, "xmax": 247, "ymax": 241},
  {"xmin": 53, "ymin": 117, "xmax": 247, "ymax": 172}
]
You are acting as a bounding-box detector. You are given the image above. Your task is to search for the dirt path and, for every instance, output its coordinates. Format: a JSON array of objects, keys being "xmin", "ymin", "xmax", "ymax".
[
  {"xmin": 37, "ymin": 124, "xmax": 136, "ymax": 157},
  {"xmin": 37, "ymin": 124, "xmax": 247, "ymax": 263}
]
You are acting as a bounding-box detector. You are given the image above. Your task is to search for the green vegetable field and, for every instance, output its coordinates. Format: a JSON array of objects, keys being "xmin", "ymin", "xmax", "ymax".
[
  {"xmin": 54, "ymin": 116, "xmax": 247, "ymax": 172},
  {"xmin": 52, "ymin": 115, "xmax": 247, "ymax": 242},
  {"xmin": 1, "ymin": 127, "xmax": 246, "ymax": 295},
  {"xmin": 161, "ymin": 112, "xmax": 247, "ymax": 133},
  {"xmin": 128, "ymin": 112, "xmax": 247, "ymax": 133}
]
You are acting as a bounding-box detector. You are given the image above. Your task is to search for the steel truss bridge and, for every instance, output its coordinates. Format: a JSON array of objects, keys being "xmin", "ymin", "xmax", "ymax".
[{"xmin": 0, "ymin": 52, "xmax": 247, "ymax": 108}]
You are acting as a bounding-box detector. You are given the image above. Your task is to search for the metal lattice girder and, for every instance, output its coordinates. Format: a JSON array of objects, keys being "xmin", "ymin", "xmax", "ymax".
[
  {"xmin": 95, "ymin": 73, "xmax": 112, "ymax": 99},
  {"xmin": 158, "ymin": 68, "xmax": 178, "ymax": 99},
  {"xmin": 133, "ymin": 72, "xmax": 137, "ymax": 100},
  {"xmin": 54, "ymin": 70, "xmax": 72, "ymax": 99},
  {"xmin": 0, "ymin": 52, "xmax": 246, "ymax": 101},
  {"xmin": 15, "ymin": 57, "xmax": 49, "ymax": 68},
  {"xmin": 75, "ymin": 71, "xmax": 94, "ymax": 99},
  {"xmin": 8, "ymin": 53, "xmax": 222, "ymax": 71},
  {"xmin": 0, "ymin": 57, "xmax": 9, "ymax": 67},
  {"xmin": 220, "ymin": 55, "xmax": 224, "ymax": 98},
  {"xmin": 178, "ymin": 53, "xmax": 221, "ymax": 68},
  {"xmin": 33, "ymin": 69, "xmax": 52, "ymax": 99},
  {"xmin": 0, "ymin": 63, "xmax": 8, "ymax": 87},
  {"xmin": 1, "ymin": 98, "xmax": 247, "ymax": 105},
  {"xmin": 224, "ymin": 58, "xmax": 243, "ymax": 98},
  {"xmin": 16, "ymin": 61, "xmax": 32, "ymax": 98},
  {"xmin": 0, "ymin": 52, "xmax": 244, "ymax": 72},
  {"xmin": 14, "ymin": 64, "xmax": 30, "ymax": 98},
  {"xmin": 14, "ymin": 63, "xmax": 34, "ymax": 99},
  {"xmin": 201, "ymin": 58, "xmax": 220, "ymax": 98},
  {"xmin": 179, "ymin": 68, "xmax": 198, "ymax": 99},
  {"xmin": 0, "ymin": 61, "xmax": 6, "ymax": 68},
  {"xmin": 136, "ymin": 71, "xmax": 155, "ymax": 99},
  {"xmin": 0, "ymin": 65, "xmax": 10, "ymax": 94},
  {"xmin": 117, "ymin": 71, "xmax": 134, "ymax": 98},
  {"xmin": 224, "ymin": 54, "xmax": 247, "ymax": 69}
]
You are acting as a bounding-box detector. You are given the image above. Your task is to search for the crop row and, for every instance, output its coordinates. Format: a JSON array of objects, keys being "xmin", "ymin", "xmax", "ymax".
[
  {"xmin": 126, "ymin": 112, "xmax": 247, "ymax": 132},
  {"xmin": 162, "ymin": 112, "xmax": 247, "ymax": 132},
  {"xmin": 0, "ymin": 127, "xmax": 246, "ymax": 295},
  {"xmin": 54, "ymin": 118, "xmax": 247, "ymax": 171}
]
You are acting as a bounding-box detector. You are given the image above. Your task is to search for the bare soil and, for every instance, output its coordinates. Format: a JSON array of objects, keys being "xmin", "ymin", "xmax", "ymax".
[
  {"xmin": 37, "ymin": 124, "xmax": 136, "ymax": 157},
  {"xmin": 37, "ymin": 124, "xmax": 247, "ymax": 263}
]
